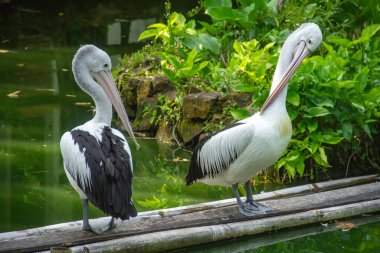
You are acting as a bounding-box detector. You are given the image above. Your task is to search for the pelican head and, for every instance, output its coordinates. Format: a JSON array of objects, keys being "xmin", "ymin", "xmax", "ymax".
[
  {"xmin": 72, "ymin": 45, "xmax": 139, "ymax": 148},
  {"xmin": 260, "ymin": 23, "xmax": 322, "ymax": 112}
]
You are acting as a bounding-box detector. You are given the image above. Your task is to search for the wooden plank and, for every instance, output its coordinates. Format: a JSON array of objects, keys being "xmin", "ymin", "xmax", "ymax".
[
  {"xmin": 1, "ymin": 174, "xmax": 376, "ymax": 242},
  {"xmin": 148, "ymin": 174, "xmax": 379, "ymax": 217},
  {"xmin": 0, "ymin": 180, "xmax": 379, "ymax": 253},
  {"xmin": 176, "ymin": 215, "xmax": 380, "ymax": 253},
  {"xmin": 67, "ymin": 199, "xmax": 380, "ymax": 253}
]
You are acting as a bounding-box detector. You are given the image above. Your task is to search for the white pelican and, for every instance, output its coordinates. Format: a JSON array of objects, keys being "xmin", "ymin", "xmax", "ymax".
[
  {"xmin": 186, "ymin": 23, "xmax": 322, "ymax": 216},
  {"xmin": 60, "ymin": 45, "xmax": 140, "ymax": 233}
]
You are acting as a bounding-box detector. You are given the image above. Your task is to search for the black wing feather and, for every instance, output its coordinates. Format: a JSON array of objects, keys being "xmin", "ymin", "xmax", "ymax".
[{"xmin": 70, "ymin": 127, "xmax": 137, "ymax": 220}]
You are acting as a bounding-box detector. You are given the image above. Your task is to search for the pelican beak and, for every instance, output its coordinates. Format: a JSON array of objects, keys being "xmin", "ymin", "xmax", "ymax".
[
  {"xmin": 260, "ymin": 40, "xmax": 310, "ymax": 113},
  {"xmin": 91, "ymin": 70, "xmax": 140, "ymax": 149}
]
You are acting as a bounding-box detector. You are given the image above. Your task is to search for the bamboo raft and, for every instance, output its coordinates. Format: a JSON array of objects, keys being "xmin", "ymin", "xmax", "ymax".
[{"xmin": 1, "ymin": 174, "xmax": 379, "ymax": 253}]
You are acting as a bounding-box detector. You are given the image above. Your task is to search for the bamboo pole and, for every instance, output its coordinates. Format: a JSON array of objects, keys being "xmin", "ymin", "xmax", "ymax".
[
  {"xmin": 0, "ymin": 175, "xmax": 378, "ymax": 252},
  {"xmin": 1, "ymin": 174, "xmax": 376, "ymax": 243},
  {"xmin": 66, "ymin": 199, "xmax": 380, "ymax": 253},
  {"xmin": 146, "ymin": 174, "xmax": 379, "ymax": 217}
]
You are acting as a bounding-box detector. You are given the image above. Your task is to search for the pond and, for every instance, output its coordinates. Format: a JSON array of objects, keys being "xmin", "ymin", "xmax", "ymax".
[
  {"xmin": 0, "ymin": 46, "xmax": 242, "ymax": 232},
  {"xmin": 1, "ymin": 1, "xmax": 379, "ymax": 252}
]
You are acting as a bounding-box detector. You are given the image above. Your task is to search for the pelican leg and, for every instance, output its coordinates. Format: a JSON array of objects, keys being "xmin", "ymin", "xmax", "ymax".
[
  {"xmin": 232, "ymin": 183, "xmax": 264, "ymax": 216},
  {"xmin": 82, "ymin": 199, "xmax": 92, "ymax": 231},
  {"xmin": 82, "ymin": 199, "xmax": 116, "ymax": 234},
  {"xmin": 243, "ymin": 181, "xmax": 272, "ymax": 213}
]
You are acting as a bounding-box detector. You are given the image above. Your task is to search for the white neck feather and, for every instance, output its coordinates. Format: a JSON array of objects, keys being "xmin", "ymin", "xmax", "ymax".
[
  {"xmin": 74, "ymin": 63, "xmax": 112, "ymax": 125},
  {"xmin": 265, "ymin": 39, "xmax": 295, "ymax": 115}
]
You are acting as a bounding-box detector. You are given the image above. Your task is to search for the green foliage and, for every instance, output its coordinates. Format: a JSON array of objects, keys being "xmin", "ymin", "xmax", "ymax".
[
  {"xmin": 128, "ymin": 0, "xmax": 380, "ymax": 180},
  {"xmin": 143, "ymin": 94, "xmax": 182, "ymax": 126},
  {"xmin": 276, "ymin": 24, "xmax": 380, "ymax": 179}
]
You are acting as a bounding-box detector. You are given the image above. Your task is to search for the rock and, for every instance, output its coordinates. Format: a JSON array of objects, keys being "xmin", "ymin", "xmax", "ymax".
[
  {"xmin": 177, "ymin": 119, "xmax": 203, "ymax": 143},
  {"xmin": 210, "ymin": 113, "xmax": 235, "ymax": 130},
  {"xmin": 121, "ymin": 77, "xmax": 140, "ymax": 106},
  {"xmin": 161, "ymin": 90, "xmax": 177, "ymax": 102},
  {"xmin": 132, "ymin": 97, "xmax": 158, "ymax": 132},
  {"xmin": 217, "ymin": 92, "xmax": 252, "ymax": 109},
  {"xmin": 182, "ymin": 92, "xmax": 221, "ymax": 119},
  {"xmin": 136, "ymin": 79, "xmax": 153, "ymax": 102},
  {"xmin": 152, "ymin": 76, "xmax": 175, "ymax": 93},
  {"xmin": 155, "ymin": 118, "xmax": 176, "ymax": 144}
]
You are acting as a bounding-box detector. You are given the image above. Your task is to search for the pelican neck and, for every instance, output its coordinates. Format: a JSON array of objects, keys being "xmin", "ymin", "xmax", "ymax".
[{"xmin": 73, "ymin": 63, "xmax": 113, "ymax": 125}]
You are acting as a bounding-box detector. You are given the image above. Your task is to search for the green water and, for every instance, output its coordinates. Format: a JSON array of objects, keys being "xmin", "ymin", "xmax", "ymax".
[
  {"xmin": 0, "ymin": 47, "xmax": 238, "ymax": 232},
  {"xmin": 180, "ymin": 216, "xmax": 380, "ymax": 253}
]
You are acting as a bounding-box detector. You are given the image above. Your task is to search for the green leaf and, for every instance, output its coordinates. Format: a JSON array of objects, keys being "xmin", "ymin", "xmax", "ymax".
[
  {"xmin": 295, "ymin": 156, "xmax": 305, "ymax": 176},
  {"xmin": 197, "ymin": 61, "xmax": 210, "ymax": 71},
  {"xmin": 287, "ymin": 90, "xmax": 300, "ymax": 106},
  {"xmin": 147, "ymin": 23, "xmax": 167, "ymax": 29},
  {"xmin": 185, "ymin": 48, "xmax": 197, "ymax": 66},
  {"xmin": 312, "ymin": 149, "xmax": 330, "ymax": 167},
  {"xmin": 230, "ymin": 108, "xmax": 251, "ymax": 120},
  {"xmin": 162, "ymin": 67, "xmax": 177, "ymax": 82},
  {"xmin": 233, "ymin": 40, "xmax": 245, "ymax": 56},
  {"xmin": 366, "ymin": 87, "xmax": 380, "ymax": 103},
  {"xmin": 310, "ymin": 141, "xmax": 320, "ymax": 154},
  {"xmin": 307, "ymin": 120, "xmax": 318, "ymax": 132},
  {"xmin": 353, "ymin": 67, "xmax": 369, "ymax": 91},
  {"xmin": 138, "ymin": 29, "xmax": 161, "ymax": 41},
  {"xmin": 327, "ymin": 35, "xmax": 351, "ymax": 48},
  {"xmin": 285, "ymin": 161, "xmax": 296, "ymax": 179},
  {"xmin": 351, "ymin": 97, "xmax": 365, "ymax": 111},
  {"xmin": 182, "ymin": 33, "xmax": 221, "ymax": 54},
  {"xmin": 310, "ymin": 132, "xmax": 322, "ymax": 142},
  {"xmin": 319, "ymin": 147, "xmax": 329, "ymax": 165},
  {"xmin": 321, "ymin": 135, "xmax": 343, "ymax": 145},
  {"xmin": 204, "ymin": 0, "xmax": 232, "ymax": 9},
  {"xmin": 206, "ymin": 7, "xmax": 247, "ymax": 22},
  {"xmin": 169, "ymin": 12, "xmax": 186, "ymax": 27},
  {"xmin": 310, "ymin": 96, "xmax": 334, "ymax": 108},
  {"xmin": 196, "ymin": 33, "xmax": 221, "ymax": 54},
  {"xmin": 342, "ymin": 121, "xmax": 353, "ymax": 140},
  {"xmin": 232, "ymin": 83, "xmax": 259, "ymax": 93},
  {"xmin": 185, "ymin": 20, "xmax": 196, "ymax": 29},
  {"xmin": 352, "ymin": 24, "xmax": 380, "ymax": 44},
  {"xmin": 304, "ymin": 107, "xmax": 330, "ymax": 118},
  {"xmin": 361, "ymin": 24, "xmax": 380, "ymax": 38},
  {"xmin": 163, "ymin": 54, "xmax": 182, "ymax": 69},
  {"xmin": 296, "ymin": 121, "xmax": 306, "ymax": 133},
  {"xmin": 322, "ymin": 42, "xmax": 334, "ymax": 54},
  {"xmin": 362, "ymin": 124, "xmax": 373, "ymax": 139},
  {"xmin": 287, "ymin": 150, "xmax": 300, "ymax": 161}
]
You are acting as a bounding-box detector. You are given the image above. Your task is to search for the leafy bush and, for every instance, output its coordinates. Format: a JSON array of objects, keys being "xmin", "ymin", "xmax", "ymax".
[{"xmin": 119, "ymin": 0, "xmax": 380, "ymax": 180}]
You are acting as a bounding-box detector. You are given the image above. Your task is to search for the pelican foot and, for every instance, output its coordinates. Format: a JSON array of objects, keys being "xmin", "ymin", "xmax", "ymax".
[
  {"xmin": 83, "ymin": 218, "xmax": 116, "ymax": 234},
  {"xmin": 247, "ymin": 200, "xmax": 272, "ymax": 213},
  {"xmin": 238, "ymin": 201, "xmax": 272, "ymax": 216}
]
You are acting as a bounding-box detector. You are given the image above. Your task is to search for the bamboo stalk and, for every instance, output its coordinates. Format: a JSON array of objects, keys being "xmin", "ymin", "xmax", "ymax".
[
  {"xmin": 146, "ymin": 174, "xmax": 379, "ymax": 217},
  {"xmin": 0, "ymin": 175, "xmax": 378, "ymax": 252},
  {"xmin": 66, "ymin": 199, "xmax": 380, "ymax": 253}
]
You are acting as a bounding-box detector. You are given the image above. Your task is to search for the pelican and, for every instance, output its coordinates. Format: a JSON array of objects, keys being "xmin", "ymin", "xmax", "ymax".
[
  {"xmin": 60, "ymin": 45, "xmax": 140, "ymax": 233},
  {"xmin": 186, "ymin": 23, "xmax": 322, "ymax": 216}
]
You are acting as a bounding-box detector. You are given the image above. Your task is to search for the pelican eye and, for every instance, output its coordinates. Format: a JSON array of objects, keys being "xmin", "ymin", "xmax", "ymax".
[
  {"xmin": 308, "ymin": 39, "xmax": 313, "ymax": 45},
  {"xmin": 103, "ymin": 63, "xmax": 109, "ymax": 68}
]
